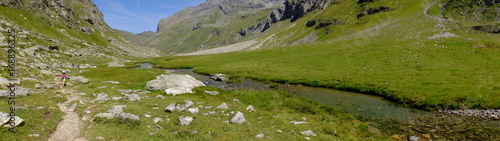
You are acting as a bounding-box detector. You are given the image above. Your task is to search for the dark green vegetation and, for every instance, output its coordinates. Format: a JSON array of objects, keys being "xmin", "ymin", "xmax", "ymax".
[
  {"xmin": 73, "ymin": 67, "xmax": 387, "ymax": 140},
  {"xmin": 143, "ymin": 0, "xmax": 499, "ymax": 110}
]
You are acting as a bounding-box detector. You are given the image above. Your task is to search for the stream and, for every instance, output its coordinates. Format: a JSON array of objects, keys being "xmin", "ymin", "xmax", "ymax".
[{"xmin": 137, "ymin": 63, "xmax": 499, "ymax": 140}]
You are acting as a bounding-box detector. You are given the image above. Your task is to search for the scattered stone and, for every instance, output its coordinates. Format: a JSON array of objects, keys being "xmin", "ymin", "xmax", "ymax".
[
  {"xmin": 230, "ymin": 111, "xmax": 245, "ymax": 124},
  {"xmin": 45, "ymin": 84, "xmax": 56, "ymax": 89},
  {"xmin": 409, "ymin": 136, "xmax": 419, "ymax": 141},
  {"xmin": 154, "ymin": 117, "xmax": 163, "ymax": 123},
  {"xmin": 165, "ymin": 87, "xmax": 193, "ymax": 96},
  {"xmin": 93, "ymin": 105, "xmax": 139, "ymax": 121},
  {"xmin": 35, "ymin": 84, "xmax": 44, "ymax": 89},
  {"xmin": 246, "ymin": 105, "xmax": 255, "ymax": 112},
  {"xmin": 117, "ymin": 89, "xmax": 133, "ymax": 94},
  {"xmin": 28, "ymin": 134, "xmax": 40, "ymax": 137},
  {"xmin": 96, "ymin": 136, "xmax": 105, "ymax": 140},
  {"xmin": 188, "ymin": 108, "xmax": 199, "ymax": 114},
  {"xmin": 0, "ymin": 87, "xmax": 30, "ymax": 97},
  {"xmin": 146, "ymin": 74, "xmax": 205, "ymax": 90},
  {"xmin": 165, "ymin": 103, "xmax": 176, "ymax": 113},
  {"xmin": 102, "ymin": 81, "xmax": 120, "ymax": 84},
  {"xmin": 93, "ymin": 93, "xmax": 109, "ymax": 102},
  {"xmin": 125, "ymin": 94, "xmax": 141, "ymax": 101},
  {"xmin": 176, "ymin": 100, "xmax": 194, "ymax": 111},
  {"xmin": 204, "ymin": 91, "xmax": 219, "ymax": 95},
  {"xmin": 216, "ymin": 103, "xmax": 229, "ymax": 110},
  {"xmin": 0, "ymin": 112, "xmax": 25, "ymax": 127},
  {"xmin": 290, "ymin": 121, "xmax": 309, "ymax": 125},
  {"xmin": 97, "ymin": 86, "xmax": 108, "ymax": 89},
  {"xmin": 210, "ymin": 74, "xmax": 229, "ymax": 82},
  {"xmin": 233, "ymin": 99, "xmax": 241, "ymax": 103},
  {"xmin": 72, "ymin": 76, "xmax": 90, "ymax": 84},
  {"xmin": 67, "ymin": 103, "xmax": 78, "ymax": 112},
  {"xmin": 300, "ymin": 130, "xmax": 317, "ymax": 136},
  {"xmin": 112, "ymin": 96, "xmax": 123, "ymax": 100},
  {"xmin": 155, "ymin": 95, "xmax": 166, "ymax": 99},
  {"xmin": 179, "ymin": 116, "xmax": 194, "ymax": 126},
  {"xmin": 256, "ymin": 134, "xmax": 264, "ymax": 138},
  {"xmin": 144, "ymin": 114, "xmax": 151, "ymax": 118}
]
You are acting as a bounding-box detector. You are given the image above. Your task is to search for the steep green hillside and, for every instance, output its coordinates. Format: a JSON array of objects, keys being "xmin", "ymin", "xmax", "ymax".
[{"xmin": 146, "ymin": 0, "xmax": 500, "ymax": 110}]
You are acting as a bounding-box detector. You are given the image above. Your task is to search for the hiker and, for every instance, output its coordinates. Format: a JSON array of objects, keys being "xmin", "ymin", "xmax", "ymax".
[{"xmin": 62, "ymin": 71, "xmax": 68, "ymax": 86}]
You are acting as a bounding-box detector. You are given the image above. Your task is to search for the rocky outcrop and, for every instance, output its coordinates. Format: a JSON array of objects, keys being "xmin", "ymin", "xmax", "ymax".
[
  {"xmin": 146, "ymin": 74, "xmax": 205, "ymax": 91},
  {"xmin": 240, "ymin": 0, "xmax": 336, "ymax": 37}
]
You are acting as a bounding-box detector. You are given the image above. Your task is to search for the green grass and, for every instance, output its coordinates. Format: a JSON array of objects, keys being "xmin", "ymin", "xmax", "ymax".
[
  {"xmin": 0, "ymin": 89, "xmax": 66, "ymax": 140},
  {"xmin": 141, "ymin": 0, "xmax": 500, "ymax": 110}
]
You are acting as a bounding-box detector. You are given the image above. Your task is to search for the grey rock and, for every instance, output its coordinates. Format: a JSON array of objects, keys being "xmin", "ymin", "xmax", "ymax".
[
  {"xmin": 210, "ymin": 74, "xmax": 229, "ymax": 82},
  {"xmin": 165, "ymin": 87, "xmax": 193, "ymax": 96},
  {"xmin": 188, "ymin": 108, "xmax": 199, "ymax": 114},
  {"xmin": 165, "ymin": 103, "xmax": 177, "ymax": 113},
  {"xmin": 93, "ymin": 93, "xmax": 109, "ymax": 102},
  {"xmin": 155, "ymin": 95, "xmax": 166, "ymax": 99},
  {"xmin": 230, "ymin": 111, "xmax": 245, "ymax": 124},
  {"xmin": 72, "ymin": 76, "xmax": 89, "ymax": 84},
  {"xmin": 179, "ymin": 116, "xmax": 194, "ymax": 126},
  {"xmin": 409, "ymin": 136, "xmax": 419, "ymax": 141},
  {"xmin": 154, "ymin": 117, "xmax": 163, "ymax": 123},
  {"xmin": 204, "ymin": 91, "xmax": 219, "ymax": 95},
  {"xmin": 290, "ymin": 121, "xmax": 309, "ymax": 125},
  {"xmin": 45, "ymin": 84, "xmax": 56, "ymax": 89},
  {"xmin": 117, "ymin": 89, "xmax": 133, "ymax": 94},
  {"xmin": 176, "ymin": 100, "xmax": 194, "ymax": 111},
  {"xmin": 0, "ymin": 77, "xmax": 21, "ymax": 85},
  {"xmin": 40, "ymin": 70, "xmax": 53, "ymax": 75},
  {"xmin": 94, "ymin": 113, "xmax": 114, "ymax": 119},
  {"xmin": 300, "ymin": 130, "xmax": 317, "ymax": 136},
  {"xmin": 146, "ymin": 74, "xmax": 204, "ymax": 90},
  {"xmin": 102, "ymin": 81, "xmax": 120, "ymax": 84},
  {"xmin": 246, "ymin": 105, "xmax": 255, "ymax": 112},
  {"xmin": 256, "ymin": 134, "xmax": 264, "ymax": 138},
  {"xmin": 0, "ymin": 87, "xmax": 30, "ymax": 97},
  {"xmin": 111, "ymin": 96, "xmax": 123, "ymax": 100},
  {"xmin": 94, "ymin": 105, "xmax": 139, "ymax": 121},
  {"xmin": 35, "ymin": 84, "xmax": 44, "ymax": 89},
  {"xmin": 0, "ymin": 112, "xmax": 24, "ymax": 127},
  {"xmin": 216, "ymin": 103, "xmax": 229, "ymax": 110},
  {"xmin": 67, "ymin": 103, "xmax": 78, "ymax": 112},
  {"xmin": 125, "ymin": 94, "xmax": 141, "ymax": 101},
  {"xmin": 28, "ymin": 134, "xmax": 40, "ymax": 137}
]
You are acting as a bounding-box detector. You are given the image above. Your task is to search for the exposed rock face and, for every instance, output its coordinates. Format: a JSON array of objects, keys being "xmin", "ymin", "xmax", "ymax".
[{"xmin": 240, "ymin": 0, "xmax": 336, "ymax": 37}]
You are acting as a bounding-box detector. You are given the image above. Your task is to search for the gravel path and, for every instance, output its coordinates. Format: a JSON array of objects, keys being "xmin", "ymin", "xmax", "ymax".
[{"xmin": 48, "ymin": 89, "xmax": 87, "ymax": 141}]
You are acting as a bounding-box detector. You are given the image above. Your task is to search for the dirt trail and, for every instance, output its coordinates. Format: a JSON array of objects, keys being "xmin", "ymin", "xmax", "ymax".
[{"xmin": 48, "ymin": 88, "xmax": 87, "ymax": 141}]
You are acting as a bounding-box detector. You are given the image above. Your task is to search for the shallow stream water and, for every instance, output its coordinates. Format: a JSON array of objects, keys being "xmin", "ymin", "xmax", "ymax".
[{"xmin": 137, "ymin": 63, "xmax": 500, "ymax": 139}]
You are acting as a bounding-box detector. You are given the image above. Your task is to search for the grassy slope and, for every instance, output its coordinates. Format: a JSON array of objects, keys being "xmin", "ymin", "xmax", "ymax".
[
  {"xmin": 145, "ymin": 0, "xmax": 499, "ymax": 110},
  {"xmin": 73, "ymin": 66, "xmax": 387, "ymax": 140}
]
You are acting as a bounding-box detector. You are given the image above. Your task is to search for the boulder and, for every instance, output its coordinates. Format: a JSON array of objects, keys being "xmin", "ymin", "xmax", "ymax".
[
  {"xmin": 125, "ymin": 94, "xmax": 141, "ymax": 101},
  {"xmin": 0, "ymin": 77, "xmax": 21, "ymax": 85},
  {"xmin": 0, "ymin": 112, "xmax": 24, "ymax": 127},
  {"xmin": 0, "ymin": 87, "xmax": 30, "ymax": 97},
  {"xmin": 153, "ymin": 117, "xmax": 163, "ymax": 123},
  {"xmin": 72, "ymin": 76, "xmax": 89, "ymax": 84},
  {"xmin": 290, "ymin": 121, "xmax": 309, "ymax": 125},
  {"xmin": 35, "ymin": 84, "xmax": 43, "ymax": 89},
  {"xmin": 230, "ymin": 111, "xmax": 245, "ymax": 124},
  {"xmin": 188, "ymin": 108, "xmax": 199, "ymax": 114},
  {"xmin": 256, "ymin": 134, "xmax": 264, "ymax": 138},
  {"xmin": 93, "ymin": 105, "xmax": 139, "ymax": 121},
  {"xmin": 165, "ymin": 87, "xmax": 193, "ymax": 96},
  {"xmin": 176, "ymin": 100, "xmax": 194, "ymax": 111},
  {"xmin": 216, "ymin": 103, "xmax": 229, "ymax": 110},
  {"xmin": 165, "ymin": 103, "xmax": 176, "ymax": 112},
  {"xmin": 246, "ymin": 105, "xmax": 255, "ymax": 112},
  {"xmin": 179, "ymin": 116, "xmax": 193, "ymax": 126},
  {"xmin": 300, "ymin": 130, "xmax": 317, "ymax": 136},
  {"xmin": 210, "ymin": 74, "xmax": 229, "ymax": 82},
  {"xmin": 204, "ymin": 91, "xmax": 219, "ymax": 95},
  {"xmin": 146, "ymin": 74, "xmax": 204, "ymax": 90}
]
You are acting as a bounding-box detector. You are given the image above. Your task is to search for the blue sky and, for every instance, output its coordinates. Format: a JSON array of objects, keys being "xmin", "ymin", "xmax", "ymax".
[{"xmin": 93, "ymin": 0, "xmax": 206, "ymax": 34}]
